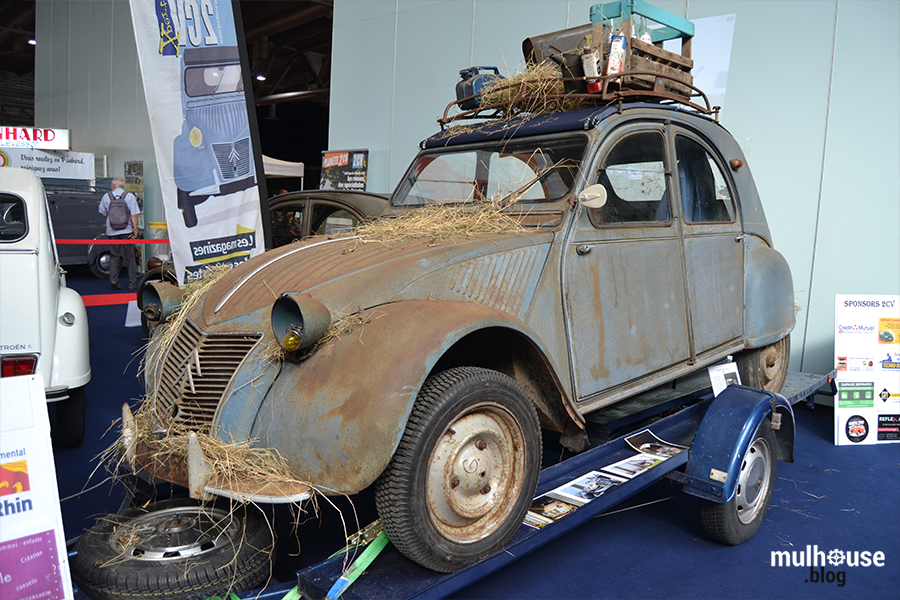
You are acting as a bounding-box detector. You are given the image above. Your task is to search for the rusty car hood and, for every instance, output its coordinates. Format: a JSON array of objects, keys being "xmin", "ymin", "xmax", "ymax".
[{"xmin": 201, "ymin": 231, "xmax": 556, "ymax": 327}]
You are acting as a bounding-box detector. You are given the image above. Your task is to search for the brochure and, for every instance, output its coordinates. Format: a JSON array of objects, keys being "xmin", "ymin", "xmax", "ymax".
[
  {"xmin": 624, "ymin": 429, "xmax": 687, "ymax": 459},
  {"xmin": 708, "ymin": 362, "xmax": 741, "ymax": 397},
  {"xmin": 524, "ymin": 495, "xmax": 580, "ymax": 529},
  {"xmin": 547, "ymin": 470, "xmax": 627, "ymax": 507},
  {"xmin": 601, "ymin": 454, "xmax": 664, "ymax": 479}
]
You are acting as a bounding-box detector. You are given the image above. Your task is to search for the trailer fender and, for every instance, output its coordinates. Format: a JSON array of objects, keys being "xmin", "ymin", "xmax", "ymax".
[{"xmin": 677, "ymin": 385, "xmax": 794, "ymax": 503}]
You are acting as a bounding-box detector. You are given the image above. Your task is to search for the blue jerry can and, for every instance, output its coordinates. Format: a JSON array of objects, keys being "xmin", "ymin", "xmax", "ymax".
[{"xmin": 456, "ymin": 66, "xmax": 503, "ymax": 110}]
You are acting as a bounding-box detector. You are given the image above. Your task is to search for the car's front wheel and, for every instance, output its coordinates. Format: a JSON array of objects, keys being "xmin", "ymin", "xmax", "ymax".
[
  {"xmin": 375, "ymin": 367, "xmax": 541, "ymax": 573},
  {"xmin": 736, "ymin": 335, "xmax": 790, "ymax": 392}
]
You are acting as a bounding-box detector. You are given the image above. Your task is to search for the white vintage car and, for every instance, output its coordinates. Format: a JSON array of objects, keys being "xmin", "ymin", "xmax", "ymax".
[{"xmin": 0, "ymin": 167, "xmax": 90, "ymax": 448}]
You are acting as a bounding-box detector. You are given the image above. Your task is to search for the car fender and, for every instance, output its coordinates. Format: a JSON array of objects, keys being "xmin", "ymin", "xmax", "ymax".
[
  {"xmin": 744, "ymin": 235, "xmax": 795, "ymax": 348},
  {"xmin": 49, "ymin": 286, "xmax": 91, "ymax": 390},
  {"xmin": 675, "ymin": 385, "xmax": 794, "ymax": 503},
  {"xmin": 248, "ymin": 299, "xmax": 556, "ymax": 494}
]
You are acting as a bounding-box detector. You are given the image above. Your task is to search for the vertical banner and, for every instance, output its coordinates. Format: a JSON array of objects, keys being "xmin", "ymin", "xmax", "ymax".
[
  {"xmin": 130, "ymin": 0, "xmax": 265, "ymax": 282},
  {"xmin": 833, "ymin": 294, "xmax": 900, "ymax": 445},
  {"xmin": 320, "ymin": 149, "xmax": 368, "ymax": 191},
  {"xmin": 0, "ymin": 376, "xmax": 73, "ymax": 600}
]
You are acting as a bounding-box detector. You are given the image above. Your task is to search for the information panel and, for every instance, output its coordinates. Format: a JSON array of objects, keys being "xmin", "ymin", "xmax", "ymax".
[
  {"xmin": 0, "ymin": 376, "xmax": 73, "ymax": 599},
  {"xmin": 833, "ymin": 294, "xmax": 900, "ymax": 445}
]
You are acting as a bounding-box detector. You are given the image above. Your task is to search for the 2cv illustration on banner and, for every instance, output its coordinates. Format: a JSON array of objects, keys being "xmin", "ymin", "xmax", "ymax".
[{"xmin": 132, "ymin": 0, "xmax": 263, "ymax": 282}]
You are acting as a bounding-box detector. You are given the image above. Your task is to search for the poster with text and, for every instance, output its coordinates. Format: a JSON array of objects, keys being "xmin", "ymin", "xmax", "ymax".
[
  {"xmin": 320, "ymin": 149, "xmax": 368, "ymax": 191},
  {"xmin": 130, "ymin": 0, "xmax": 264, "ymax": 283},
  {"xmin": 0, "ymin": 376, "xmax": 73, "ymax": 600},
  {"xmin": 834, "ymin": 294, "xmax": 900, "ymax": 445}
]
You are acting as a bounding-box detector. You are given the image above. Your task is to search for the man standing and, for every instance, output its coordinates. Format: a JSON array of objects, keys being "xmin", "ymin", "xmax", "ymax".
[{"xmin": 98, "ymin": 178, "xmax": 141, "ymax": 290}]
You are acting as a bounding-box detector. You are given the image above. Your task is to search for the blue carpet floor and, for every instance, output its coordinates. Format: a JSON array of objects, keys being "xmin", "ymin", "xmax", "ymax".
[{"xmin": 58, "ymin": 268, "xmax": 899, "ymax": 600}]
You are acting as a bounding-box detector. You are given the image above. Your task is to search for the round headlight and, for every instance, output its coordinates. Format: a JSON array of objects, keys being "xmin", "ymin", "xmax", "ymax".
[
  {"xmin": 272, "ymin": 294, "xmax": 331, "ymax": 352},
  {"xmin": 189, "ymin": 127, "xmax": 202, "ymax": 147},
  {"xmin": 283, "ymin": 332, "xmax": 302, "ymax": 351}
]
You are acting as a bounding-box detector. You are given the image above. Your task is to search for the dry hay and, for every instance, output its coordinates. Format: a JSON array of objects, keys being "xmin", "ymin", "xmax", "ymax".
[
  {"xmin": 478, "ymin": 61, "xmax": 591, "ymax": 118},
  {"xmin": 350, "ymin": 201, "xmax": 526, "ymax": 249},
  {"xmin": 130, "ymin": 400, "xmax": 308, "ymax": 489}
]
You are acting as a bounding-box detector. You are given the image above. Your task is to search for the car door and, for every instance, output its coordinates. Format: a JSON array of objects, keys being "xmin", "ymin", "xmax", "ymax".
[
  {"xmin": 671, "ymin": 129, "xmax": 743, "ymax": 355},
  {"xmin": 564, "ymin": 125, "xmax": 692, "ymax": 406}
]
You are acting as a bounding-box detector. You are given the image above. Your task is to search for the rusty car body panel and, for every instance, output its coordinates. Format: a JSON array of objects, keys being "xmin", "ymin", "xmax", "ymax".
[{"xmin": 139, "ymin": 103, "xmax": 794, "ymax": 499}]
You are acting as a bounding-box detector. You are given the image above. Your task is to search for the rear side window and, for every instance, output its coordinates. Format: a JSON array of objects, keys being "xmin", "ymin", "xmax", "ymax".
[
  {"xmin": 0, "ymin": 194, "xmax": 27, "ymax": 242},
  {"xmin": 675, "ymin": 136, "xmax": 736, "ymax": 223}
]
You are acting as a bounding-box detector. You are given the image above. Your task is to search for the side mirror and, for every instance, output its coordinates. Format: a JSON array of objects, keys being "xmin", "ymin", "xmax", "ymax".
[{"xmin": 577, "ymin": 184, "xmax": 608, "ymax": 208}]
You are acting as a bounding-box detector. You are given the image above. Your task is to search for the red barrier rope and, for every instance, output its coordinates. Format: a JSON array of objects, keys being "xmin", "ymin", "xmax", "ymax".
[{"xmin": 55, "ymin": 239, "xmax": 171, "ymax": 245}]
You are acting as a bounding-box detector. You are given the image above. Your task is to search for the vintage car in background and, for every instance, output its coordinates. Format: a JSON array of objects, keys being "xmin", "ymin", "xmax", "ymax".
[
  {"xmin": 173, "ymin": 46, "xmax": 257, "ymax": 228},
  {"xmin": 75, "ymin": 100, "xmax": 794, "ymax": 596},
  {"xmin": 43, "ymin": 178, "xmax": 122, "ymax": 278},
  {"xmin": 0, "ymin": 168, "xmax": 91, "ymax": 448},
  {"xmin": 268, "ymin": 189, "xmax": 388, "ymax": 247}
]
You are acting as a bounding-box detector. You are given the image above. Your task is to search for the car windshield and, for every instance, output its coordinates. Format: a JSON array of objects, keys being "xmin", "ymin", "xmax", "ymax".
[
  {"xmin": 392, "ymin": 137, "xmax": 587, "ymax": 207},
  {"xmin": 185, "ymin": 64, "xmax": 244, "ymax": 97}
]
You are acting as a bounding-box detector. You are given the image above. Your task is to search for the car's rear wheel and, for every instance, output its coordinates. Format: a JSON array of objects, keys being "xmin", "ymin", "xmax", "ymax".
[
  {"xmin": 736, "ymin": 335, "xmax": 790, "ymax": 392},
  {"xmin": 699, "ymin": 423, "xmax": 777, "ymax": 545},
  {"xmin": 52, "ymin": 386, "xmax": 85, "ymax": 449},
  {"xmin": 375, "ymin": 367, "xmax": 541, "ymax": 573},
  {"xmin": 71, "ymin": 498, "xmax": 273, "ymax": 600}
]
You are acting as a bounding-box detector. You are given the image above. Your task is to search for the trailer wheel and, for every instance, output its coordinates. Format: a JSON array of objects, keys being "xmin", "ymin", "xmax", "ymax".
[
  {"xmin": 699, "ymin": 424, "xmax": 777, "ymax": 545},
  {"xmin": 736, "ymin": 335, "xmax": 790, "ymax": 392},
  {"xmin": 375, "ymin": 367, "xmax": 541, "ymax": 573},
  {"xmin": 70, "ymin": 498, "xmax": 273, "ymax": 600}
]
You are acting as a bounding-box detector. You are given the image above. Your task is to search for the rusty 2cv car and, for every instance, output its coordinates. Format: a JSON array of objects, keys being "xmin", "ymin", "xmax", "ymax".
[{"xmin": 108, "ymin": 101, "xmax": 794, "ymax": 583}]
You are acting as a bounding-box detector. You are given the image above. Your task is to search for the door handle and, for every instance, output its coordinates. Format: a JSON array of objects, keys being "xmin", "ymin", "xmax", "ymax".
[
  {"xmin": 576, "ymin": 244, "xmax": 593, "ymax": 255},
  {"xmin": 734, "ymin": 234, "xmax": 744, "ymax": 242}
]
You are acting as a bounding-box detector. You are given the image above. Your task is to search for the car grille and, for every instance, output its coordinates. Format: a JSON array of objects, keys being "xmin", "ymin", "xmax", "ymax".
[
  {"xmin": 154, "ymin": 319, "xmax": 261, "ymax": 428},
  {"xmin": 211, "ymin": 137, "xmax": 252, "ymax": 181}
]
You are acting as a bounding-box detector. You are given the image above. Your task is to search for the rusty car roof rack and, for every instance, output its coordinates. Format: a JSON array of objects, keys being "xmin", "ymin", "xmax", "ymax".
[{"xmin": 439, "ymin": 71, "xmax": 718, "ymax": 130}]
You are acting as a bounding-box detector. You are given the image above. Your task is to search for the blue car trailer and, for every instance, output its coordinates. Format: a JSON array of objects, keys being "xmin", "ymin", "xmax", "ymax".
[{"xmin": 70, "ymin": 370, "xmax": 832, "ymax": 600}]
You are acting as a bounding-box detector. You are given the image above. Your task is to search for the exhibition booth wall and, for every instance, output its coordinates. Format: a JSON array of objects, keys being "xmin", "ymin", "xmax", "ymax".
[
  {"xmin": 32, "ymin": 0, "xmax": 900, "ymax": 380},
  {"xmin": 327, "ymin": 0, "xmax": 900, "ymax": 380}
]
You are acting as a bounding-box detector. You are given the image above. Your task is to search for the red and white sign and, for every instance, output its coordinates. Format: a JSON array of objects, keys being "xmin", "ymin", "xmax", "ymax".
[{"xmin": 0, "ymin": 128, "xmax": 71, "ymax": 151}]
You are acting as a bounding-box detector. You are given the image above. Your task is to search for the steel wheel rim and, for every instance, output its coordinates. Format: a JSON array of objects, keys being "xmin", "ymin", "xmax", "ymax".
[
  {"xmin": 425, "ymin": 402, "xmax": 526, "ymax": 544},
  {"xmin": 735, "ymin": 437, "xmax": 771, "ymax": 525},
  {"xmin": 759, "ymin": 339, "xmax": 787, "ymax": 390},
  {"xmin": 108, "ymin": 506, "xmax": 239, "ymax": 561}
]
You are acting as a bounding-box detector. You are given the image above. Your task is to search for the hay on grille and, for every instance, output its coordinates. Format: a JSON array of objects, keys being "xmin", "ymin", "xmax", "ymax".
[
  {"xmin": 478, "ymin": 61, "xmax": 591, "ymax": 117},
  {"xmin": 144, "ymin": 264, "xmax": 233, "ymax": 386}
]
